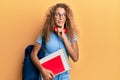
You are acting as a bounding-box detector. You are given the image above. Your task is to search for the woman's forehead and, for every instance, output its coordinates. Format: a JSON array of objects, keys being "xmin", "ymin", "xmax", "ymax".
[{"xmin": 55, "ymin": 7, "xmax": 66, "ymax": 13}]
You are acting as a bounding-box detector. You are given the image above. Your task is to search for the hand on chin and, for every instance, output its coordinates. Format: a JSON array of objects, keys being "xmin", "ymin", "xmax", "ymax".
[{"xmin": 56, "ymin": 24, "xmax": 64, "ymax": 28}]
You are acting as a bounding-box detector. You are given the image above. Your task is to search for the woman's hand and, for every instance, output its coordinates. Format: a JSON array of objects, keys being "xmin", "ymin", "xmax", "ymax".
[
  {"xmin": 57, "ymin": 27, "xmax": 67, "ymax": 40},
  {"xmin": 41, "ymin": 67, "xmax": 55, "ymax": 80}
]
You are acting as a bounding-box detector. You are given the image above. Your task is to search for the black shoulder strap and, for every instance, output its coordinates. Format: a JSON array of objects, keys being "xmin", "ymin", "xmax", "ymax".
[{"xmin": 41, "ymin": 36, "xmax": 45, "ymax": 46}]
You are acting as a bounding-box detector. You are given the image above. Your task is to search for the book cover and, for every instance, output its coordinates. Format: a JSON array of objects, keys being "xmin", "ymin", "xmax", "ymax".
[{"xmin": 39, "ymin": 49, "xmax": 71, "ymax": 76}]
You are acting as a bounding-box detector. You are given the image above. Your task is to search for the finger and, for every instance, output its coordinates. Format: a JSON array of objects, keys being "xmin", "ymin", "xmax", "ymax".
[
  {"xmin": 57, "ymin": 31, "xmax": 61, "ymax": 36},
  {"xmin": 58, "ymin": 28, "xmax": 63, "ymax": 35},
  {"xmin": 57, "ymin": 28, "xmax": 61, "ymax": 33},
  {"xmin": 58, "ymin": 27, "xmax": 63, "ymax": 32},
  {"xmin": 50, "ymin": 72, "xmax": 55, "ymax": 78}
]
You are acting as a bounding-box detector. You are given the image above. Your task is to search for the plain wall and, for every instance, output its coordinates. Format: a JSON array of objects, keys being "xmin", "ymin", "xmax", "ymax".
[{"xmin": 0, "ymin": 0, "xmax": 120, "ymax": 80}]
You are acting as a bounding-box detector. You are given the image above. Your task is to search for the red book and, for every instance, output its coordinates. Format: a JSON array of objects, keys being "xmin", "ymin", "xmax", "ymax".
[{"xmin": 39, "ymin": 49, "xmax": 71, "ymax": 76}]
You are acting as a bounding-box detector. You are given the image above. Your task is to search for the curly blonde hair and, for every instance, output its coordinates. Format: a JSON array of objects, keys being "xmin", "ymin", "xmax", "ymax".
[{"xmin": 41, "ymin": 3, "xmax": 76, "ymax": 42}]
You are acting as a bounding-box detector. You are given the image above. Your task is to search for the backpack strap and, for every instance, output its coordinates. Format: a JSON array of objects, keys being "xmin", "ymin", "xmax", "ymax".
[
  {"xmin": 25, "ymin": 37, "xmax": 46, "ymax": 59},
  {"xmin": 37, "ymin": 37, "xmax": 46, "ymax": 59}
]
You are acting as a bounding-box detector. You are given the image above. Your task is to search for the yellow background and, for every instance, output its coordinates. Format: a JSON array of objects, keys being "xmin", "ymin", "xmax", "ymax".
[{"xmin": 0, "ymin": 0, "xmax": 120, "ymax": 80}]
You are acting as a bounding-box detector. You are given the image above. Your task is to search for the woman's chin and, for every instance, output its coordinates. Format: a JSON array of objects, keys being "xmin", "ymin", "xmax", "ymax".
[{"xmin": 56, "ymin": 24, "xmax": 64, "ymax": 27}]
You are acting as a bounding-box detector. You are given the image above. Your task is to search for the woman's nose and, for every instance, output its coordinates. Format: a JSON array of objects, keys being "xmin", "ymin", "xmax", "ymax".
[{"xmin": 59, "ymin": 16, "xmax": 63, "ymax": 20}]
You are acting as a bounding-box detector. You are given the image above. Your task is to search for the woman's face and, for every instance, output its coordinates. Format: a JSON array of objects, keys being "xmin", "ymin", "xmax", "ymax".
[{"xmin": 54, "ymin": 7, "xmax": 66, "ymax": 28}]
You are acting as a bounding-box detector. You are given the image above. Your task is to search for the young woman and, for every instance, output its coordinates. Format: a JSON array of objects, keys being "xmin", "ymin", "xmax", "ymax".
[{"xmin": 30, "ymin": 3, "xmax": 79, "ymax": 80}]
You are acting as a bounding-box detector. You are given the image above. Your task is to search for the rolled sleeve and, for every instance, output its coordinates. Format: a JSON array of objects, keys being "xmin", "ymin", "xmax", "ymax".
[
  {"xmin": 36, "ymin": 36, "xmax": 42, "ymax": 45},
  {"xmin": 71, "ymin": 34, "xmax": 77, "ymax": 42}
]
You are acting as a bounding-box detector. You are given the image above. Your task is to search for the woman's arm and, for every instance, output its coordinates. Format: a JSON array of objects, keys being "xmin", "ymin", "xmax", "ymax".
[
  {"xmin": 57, "ymin": 28, "xmax": 79, "ymax": 62},
  {"xmin": 63, "ymin": 38, "xmax": 79, "ymax": 62},
  {"xmin": 30, "ymin": 43, "xmax": 54, "ymax": 79},
  {"xmin": 30, "ymin": 43, "xmax": 43, "ymax": 71}
]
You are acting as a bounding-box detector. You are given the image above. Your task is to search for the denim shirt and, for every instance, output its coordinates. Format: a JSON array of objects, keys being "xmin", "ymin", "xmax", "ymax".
[
  {"xmin": 36, "ymin": 32, "xmax": 77, "ymax": 80},
  {"xmin": 36, "ymin": 32, "xmax": 77, "ymax": 57}
]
